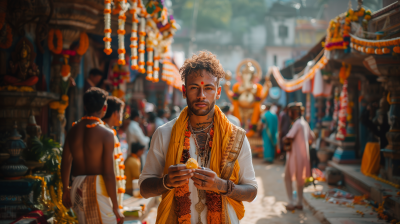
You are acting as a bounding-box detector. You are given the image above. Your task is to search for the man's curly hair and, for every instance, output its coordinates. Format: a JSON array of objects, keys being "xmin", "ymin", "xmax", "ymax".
[{"xmin": 180, "ymin": 51, "xmax": 225, "ymax": 85}]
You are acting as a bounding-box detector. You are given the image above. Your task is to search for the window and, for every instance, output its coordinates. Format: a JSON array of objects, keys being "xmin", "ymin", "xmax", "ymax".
[
  {"xmin": 278, "ymin": 25, "xmax": 288, "ymax": 38},
  {"xmin": 273, "ymin": 55, "xmax": 277, "ymax": 66}
]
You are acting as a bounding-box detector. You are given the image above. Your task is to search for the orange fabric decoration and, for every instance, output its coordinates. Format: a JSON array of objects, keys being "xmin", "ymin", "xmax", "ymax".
[{"xmin": 48, "ymin": 29, "xmax": 63, "ymax": 54}]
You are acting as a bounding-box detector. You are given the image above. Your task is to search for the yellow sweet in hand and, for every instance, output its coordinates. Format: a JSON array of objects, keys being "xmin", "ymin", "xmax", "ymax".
[{"xmin": 186, "ymin": 158, "xmax": 198, "ymax": 169}]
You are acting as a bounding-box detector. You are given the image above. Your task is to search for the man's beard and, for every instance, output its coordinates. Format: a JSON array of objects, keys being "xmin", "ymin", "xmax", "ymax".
[{"xmin": 187, "ymin": 99, "xmax": 216, "ymax": 116}]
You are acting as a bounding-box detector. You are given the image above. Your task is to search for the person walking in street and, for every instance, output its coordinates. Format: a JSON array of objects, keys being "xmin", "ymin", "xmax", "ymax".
[
  {"xmin": 125, "ymin": 142, "xmax": 145, "ymax": 196},
  {"xmin": 169, "ymin": 106, "xmax": 181, "ymax": 121},
  {"xmin": 139, "ymin": 51, "xmax": 257, "ymax": 224},
  {"xmin": 61, "ymin": 87, "xmax": 124, "ymax": 224},
  {"xmin": 127, "ymin": 110, "xmax": 150, "ymax": 170},
  {"xmin": 155, "ymin": 109, "xmax": 166, "ymax": 129},
  {"xmin": 261, "ymin": 103, "xmax": 278, "ymax": 163},
  {"xmin": 283, "ymin": 102, "xmax": 315, "ymax": 211},
  {"xmin": 221, "ymin": 102, "xmax": 241, "ymax": 127}
]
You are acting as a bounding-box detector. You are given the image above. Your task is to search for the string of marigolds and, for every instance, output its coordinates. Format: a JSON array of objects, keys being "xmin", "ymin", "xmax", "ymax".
[
  {"xmin": 350, "ymin": 35, "xmax": 400, "ymax": 55},
  {"xmin": 130, "ymin": 0, "xmax": 139, "ymax": 70},
  {"xmin": 117, "ymin": 0, "xmax": 129, "ymax": 65},
  {"xmin": 104, "ymin": 0, "xmax": 112, "ymax": 55},
  {"xmin": 138, "ymin": 17, "xmax": 146, "ymax": 74}
]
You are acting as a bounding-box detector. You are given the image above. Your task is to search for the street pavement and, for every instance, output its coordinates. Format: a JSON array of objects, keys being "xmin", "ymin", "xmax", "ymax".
[{"xmin": 241, "ymin": 158, "xmax": 321, "ymax": 224}]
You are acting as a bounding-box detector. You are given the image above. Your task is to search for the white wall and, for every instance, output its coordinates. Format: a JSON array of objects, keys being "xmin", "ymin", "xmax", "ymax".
[
  {"xmin": 265, "ymin": 46, "xmax": 293, "ymax": 70},
  {"xmin": 270, "ymin": 18, "xmax": 295, "ymax": 46}
]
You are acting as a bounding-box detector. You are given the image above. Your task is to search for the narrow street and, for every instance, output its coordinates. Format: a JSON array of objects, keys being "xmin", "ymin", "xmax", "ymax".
[{"xmin": 241, "ymin": 158, "xmax": 321, "ymax": 224}]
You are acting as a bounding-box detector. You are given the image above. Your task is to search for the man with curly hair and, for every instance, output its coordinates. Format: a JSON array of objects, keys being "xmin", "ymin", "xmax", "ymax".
[{"xmin": 139, "ymin": 51, "xmax": 257, "ymax": 224}]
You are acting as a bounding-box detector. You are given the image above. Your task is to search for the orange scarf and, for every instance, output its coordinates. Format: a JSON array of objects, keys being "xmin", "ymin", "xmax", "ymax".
[{"xmin": 156, "ymin": 106, "xmax": 244, "ymax": 223}]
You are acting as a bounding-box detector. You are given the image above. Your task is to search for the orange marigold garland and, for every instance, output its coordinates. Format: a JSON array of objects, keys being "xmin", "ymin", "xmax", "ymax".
[
  {"xmin": 175, "ymin": 123, "xmax": 221, "ymax": 224},
  {"xmin": 0, "ymin": 24, "xmax": 12, "ymax": 49},
  {"xmin": 48, "ymin": 29, "xmax": 63, "ymax": 54},
  {"xmin": 117, "ymin": 0, "xmax": 129, "ymax": 65},
  {"xmin": 138, "ymin": 17, "xmax": 146, "ymax": 74},
  {"xmin": 104, "ymin": 0, "xmax": 112, "ymax": 55},
  {"xmin": 72, "ymin": 116, "xmax": 105, "ymax": 128},
  {"xmin": 130, "ymin": 0, "xmax": 139, "ymax": 70},
  {"xmin": 76, "ymin": 32, "xmax": 89, "ymax": 55},
  {"xmin": 111, "ymin": 127, "xmax": 125, "ymax": 210}
]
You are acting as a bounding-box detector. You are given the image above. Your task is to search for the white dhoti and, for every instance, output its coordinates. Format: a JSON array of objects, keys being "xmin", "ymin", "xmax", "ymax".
[{"xmin": 71, "ymin": 175, "xmax": 117, "ymax": 224}]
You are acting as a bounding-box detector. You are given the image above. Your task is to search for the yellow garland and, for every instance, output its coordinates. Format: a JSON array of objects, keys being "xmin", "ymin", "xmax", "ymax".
[
  {"xmin": 24, "ymin": 175, "xmax": 54, "ymax": 211},
  {"xmin": 365, "ymin": 173, "xmax": 400, "ymax": 188}
]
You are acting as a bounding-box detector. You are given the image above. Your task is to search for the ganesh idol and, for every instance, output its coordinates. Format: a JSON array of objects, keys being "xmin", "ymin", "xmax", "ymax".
[{"xmin": 223, "ymin": 59, "xmax": 271, "ymax": 137}]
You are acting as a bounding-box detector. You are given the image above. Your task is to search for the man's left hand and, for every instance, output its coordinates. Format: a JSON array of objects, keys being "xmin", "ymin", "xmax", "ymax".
[{"xmin": 191, "ymin": 168, "xmax": 227, "ymax": 193}]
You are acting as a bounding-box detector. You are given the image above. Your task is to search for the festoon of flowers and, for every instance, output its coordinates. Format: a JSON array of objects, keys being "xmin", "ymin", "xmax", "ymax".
[
  {"xmin": 117, "ymin": 0, "xmax": 130, "ymax": 65},
  {"xmin": 103, "ymin": 0, "xmax": 112, "ymax": 55},
  {"xmin": 145, "ymin": 19, "xmax": 158, "ymax": 82},
  {"xmin": 112, "ymin": 128, "xmax": 126, "ymax": 209},
  {"xmin": 130, "ymin": 0, "xmax": 139, "ymax": 70}
]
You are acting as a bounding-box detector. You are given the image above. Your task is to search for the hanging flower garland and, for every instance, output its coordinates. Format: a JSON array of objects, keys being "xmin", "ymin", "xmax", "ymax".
[
  {"xmin": 338, "ymin": 62, "xmax": 351, "ymax": 84},
  {"xmin": 60, "ymin": 54, "xmax": 71, "ymax": 81},
  {"xmin": 76, "ymin": 32, "xmax": 89, "ymax": 55},
  {"xmin": 50, "ymin": 94, "xmax": 69, "ymax": 116},
  {"xmin": 0, "ymin": 24, "xmax": 13, "ymax": 49},
  {"xmin": 104, "ymin": 0, "xmax": 113, "ymax": 55},
  {"xmin": 350, "ymin": 35, "xmax": 400, "ymax": 55},
  {"xmin": 336, "ymin": 80, "xmax": 348, "ymax": 141},
  {"xmin": 117, "ymin": 0, "xmax": 129, "ymax": 65},
  {"xmin": 130, "ymin": 0, "xmax": 139, "ymax": 70},
  {"xmin": 112, "ymin": 128, "xmax": 126, "ymax": 209},
  {"xmin": 138, "ymin": 17, "xmax": 146, "ymax": 74},
  {"xmin": 48, "ymin": 29, "xmax": 63, "ymax": 54}
]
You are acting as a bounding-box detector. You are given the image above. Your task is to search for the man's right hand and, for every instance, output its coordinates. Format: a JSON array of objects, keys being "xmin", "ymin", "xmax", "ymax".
[
  {"xmin": 165, "ymin": 164, "xmax": 194, "ymax": 188},
  {"xmin": 113, "ymin": 207, "xmax": 124, "ymax": 224}
]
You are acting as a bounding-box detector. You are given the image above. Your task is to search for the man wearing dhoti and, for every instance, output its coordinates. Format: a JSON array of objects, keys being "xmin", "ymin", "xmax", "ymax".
[
  {"xmin": 61, "ymin": 87, "xmax": 124, "ymax": 224},
  {"xmin": 139, "ymin": 51, "xmax": 258, "ymax": 224},
  {"xmin": 283, "ymin": 102, "xmax": 315, "ymax": 211}
]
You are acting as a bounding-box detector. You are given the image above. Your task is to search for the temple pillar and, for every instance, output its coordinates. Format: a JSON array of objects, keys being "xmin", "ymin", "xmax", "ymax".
[{"xmin": 379, "ymin": 72, "xmax": 400, "ymax": 185}]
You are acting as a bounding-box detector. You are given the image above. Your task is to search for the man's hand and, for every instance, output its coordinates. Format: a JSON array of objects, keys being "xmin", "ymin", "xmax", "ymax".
[
  {"xmin": 191, "ymin": 168, "xmax": 227, "ymax": 193},
  {"xmin": 165, "ymin": 164, "xmax": 194, "ymax": 188},
  {"xmin": 62, "ymin": 189, "xmax": 72, "ymax": 208},
  {"xmin": 113, "ymin": 207, "xmax": 125, "ymax": 224}
]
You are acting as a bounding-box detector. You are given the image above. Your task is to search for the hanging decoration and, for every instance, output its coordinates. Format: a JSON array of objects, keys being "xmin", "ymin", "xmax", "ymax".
[
  {"xmin": 324, "ymin": 2, "xmax": 372, "ymax": 53},
  {"xmin": 162, "ymin": 55, "xmax": 182, "ymax": 91},
  {"xmin": 268, "ymin": 55, "xmax": 328, "ymax": 93},
  {"xmin": 48, "ymin": 29, "xmax": 63, "ymax": 54},
  {"xmin": 76, "ymin": 32, "xmax": 89, "ymax": 55},
  {"xmin": 338, "ymin": 62, "xmax": 352, "ymax": 84},
  {"xmin": 60, "ymin": 55, "xmax": 71, "ymax": 81},
  {"xmin": 350, "ymin": 34, "xmax": 400, "ymax": 55},
  {"xmin": 130, "ymin": 0, "xmax": 139, "ymax": 70},
  {"xmin": 336, "ymin": 80, "xmax": 348, "ymax": 141},
  {"xmin": 138, "ymin": 17, "xmax": 146, "ymax": 74},
  {"xmin": 104, "ymin": 0, "xmax": 113, "ymax": 55},
  {"xmin": 117, "ymin": 0, "xmax": 129, "ymax": 65}
]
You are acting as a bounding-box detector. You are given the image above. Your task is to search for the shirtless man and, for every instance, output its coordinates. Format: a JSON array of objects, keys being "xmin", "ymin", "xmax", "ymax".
[{"xmin": 61, "ymin": 87, "xmax": 124, "ymax": 224}]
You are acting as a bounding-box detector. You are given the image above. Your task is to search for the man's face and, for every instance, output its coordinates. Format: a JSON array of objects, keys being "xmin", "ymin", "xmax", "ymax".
[
  {"xmin": 137, "ymin": 148, "xmax": 145, "ymax": 157},
  {"xmin": 183, "ymin": 70, "xmax": 221, "ymax": 116},
  {"xmin": 112, "ymin": 109, "xmax": 123, "ymax": 127}
]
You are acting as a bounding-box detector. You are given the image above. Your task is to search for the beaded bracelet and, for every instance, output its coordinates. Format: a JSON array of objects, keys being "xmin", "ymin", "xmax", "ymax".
[{"xmin": 220, "ymin": 179, "xmax": 235, "ymax": 197}]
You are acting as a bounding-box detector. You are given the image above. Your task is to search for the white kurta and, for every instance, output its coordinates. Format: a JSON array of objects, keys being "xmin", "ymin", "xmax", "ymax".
[{"xmin": 139, "ymin": 118, "xmax": 258, "ymax": 224}]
